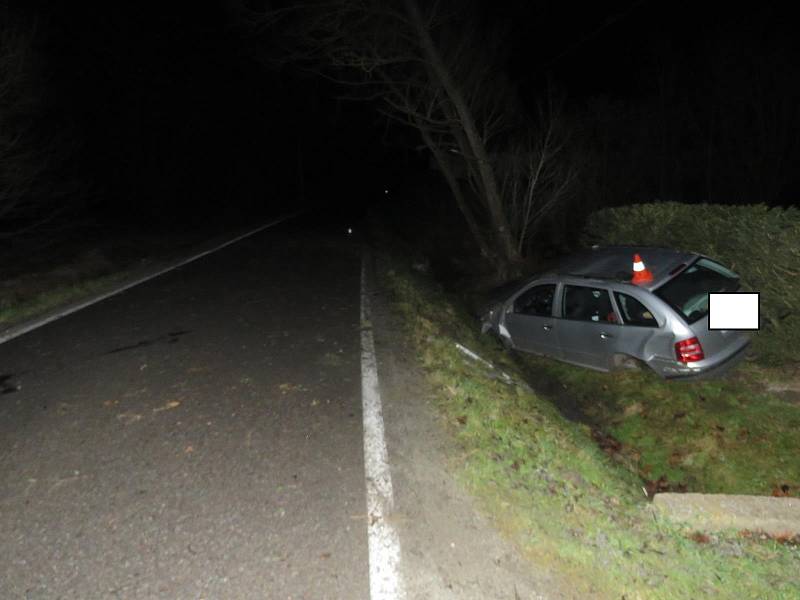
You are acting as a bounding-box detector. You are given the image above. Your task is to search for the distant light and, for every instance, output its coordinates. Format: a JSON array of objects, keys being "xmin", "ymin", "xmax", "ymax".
[
  {"xmin": 384, "ymin": 189, "xmax": 389, "ymax": 194},
  {"xmin": 347, "ymin": 227, "xmax": 353, "ymax": 235}
]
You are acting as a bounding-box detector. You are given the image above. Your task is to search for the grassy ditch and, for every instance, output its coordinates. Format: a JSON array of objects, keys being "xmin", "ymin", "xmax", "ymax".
[
  {"xmin": 517, "ymin": 356, "xmax": 800, "ymax": 497},
  {"xmin": 568, "ymin": 202, "xmax": 800, "ymax": 496},
  {"xmin": 377, "ymin": 251, "xmax": 799, "ymax": 599},
  {"xmin": 0, "ymin": 229, "xmax": 220, "ymax": 332}
]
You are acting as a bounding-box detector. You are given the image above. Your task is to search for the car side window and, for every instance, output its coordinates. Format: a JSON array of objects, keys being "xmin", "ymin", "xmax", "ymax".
[
  {"xmin": 562, "ymin": 285, "xmax": 616, "ymax": 323},
  {"xmin": 514, "ymin": 284, "xmax": 556, "ymax": 317},
  {"xmin": 614, "ymin": 292, "xmax": 659, "ymax": 327}
]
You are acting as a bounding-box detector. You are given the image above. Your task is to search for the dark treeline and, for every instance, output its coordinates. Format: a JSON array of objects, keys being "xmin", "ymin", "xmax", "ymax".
[
  {"xmin": 0, "ymin": 5, "xmax": 86, "ymax": 240},
  {"xmin": 48, "ymin": 3, "xmax": 293, "ymax": 229},
  {"xmin": 2, "ymin": 2, "xmax": 297, "ymax": 240},
  {"xmin": 558, "ymin": 10, "xmax": 799, "ymax": 212},
  {"xmin": 1, "ymin": 2, "xmax": 798, "ymax": 246}
]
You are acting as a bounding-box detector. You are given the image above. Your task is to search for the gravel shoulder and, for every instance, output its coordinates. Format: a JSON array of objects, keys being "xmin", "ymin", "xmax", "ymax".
[{"xmin": 368, "ymin": 263, "xmax": 574, "ymax": 599}]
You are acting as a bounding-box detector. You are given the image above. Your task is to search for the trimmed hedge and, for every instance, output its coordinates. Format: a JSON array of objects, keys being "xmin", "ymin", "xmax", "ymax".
[{"xmin": 583, "ymin": 202, "xmax": 800, "ymax": 364}]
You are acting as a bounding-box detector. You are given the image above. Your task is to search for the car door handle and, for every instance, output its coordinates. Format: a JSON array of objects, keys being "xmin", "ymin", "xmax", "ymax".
[
  {"xmin": 600, "ymin": 332, "xmax": 614, "ymax": 340},
  {"xmin": 542, "ymin": 324, "xmax": 552, "ymax": 331}
]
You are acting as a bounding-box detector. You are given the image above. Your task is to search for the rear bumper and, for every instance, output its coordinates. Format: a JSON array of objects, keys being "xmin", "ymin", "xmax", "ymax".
[{"xmin": 661, "ymin": 340, "xmax": 751, "ymax": 380}]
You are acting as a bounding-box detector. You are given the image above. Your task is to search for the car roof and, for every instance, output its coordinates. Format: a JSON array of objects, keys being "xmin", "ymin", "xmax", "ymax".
[{"xmin": 545, "ymin": 246, "xmax": 699, "ymax": 290}]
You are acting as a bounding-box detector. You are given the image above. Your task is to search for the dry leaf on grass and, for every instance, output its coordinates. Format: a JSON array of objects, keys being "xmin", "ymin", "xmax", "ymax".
[
  {"xmin": 690, "ymin": 532, "xmax": 711, "ymax": 544},
  {"xmin": 771, "ymin": 484, "xmax": 792, "ymax": 497},
  {"xmin": 623, "ymin": 402, "xmax": 644, "ymax": 417}
]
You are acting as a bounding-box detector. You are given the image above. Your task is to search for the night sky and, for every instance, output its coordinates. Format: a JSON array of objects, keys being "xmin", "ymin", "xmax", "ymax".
[{"xmin": 5, "ymin": 1, "xmax": 799, "ymax": 237}]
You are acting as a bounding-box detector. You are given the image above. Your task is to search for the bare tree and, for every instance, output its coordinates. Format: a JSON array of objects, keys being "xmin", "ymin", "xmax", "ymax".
[
  {"xmin": 245, "ymin": 0, "xmax": 576, "ymax": 274},
  {"xmin": 498, "ymin": 94, "xmax": 577, "ymax": 255}
]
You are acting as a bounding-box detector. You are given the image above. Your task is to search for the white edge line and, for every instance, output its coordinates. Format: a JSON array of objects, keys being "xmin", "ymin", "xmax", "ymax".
[
  {"xmin": 361, "ymin": 250, "xmax": 405, "ymax": 600},
  {"xmin": 0, "ymin": 213, "xmax": 298, "ymax": 345}
]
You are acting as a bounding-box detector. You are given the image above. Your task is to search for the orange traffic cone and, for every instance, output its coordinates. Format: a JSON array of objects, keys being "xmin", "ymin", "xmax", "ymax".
[{"xmin": 631, "ymin": 253, "xmax": 654, "ymax": 285}]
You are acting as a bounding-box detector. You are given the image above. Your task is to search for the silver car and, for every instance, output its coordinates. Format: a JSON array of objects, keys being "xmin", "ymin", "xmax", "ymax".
[{"xmin": 480, "ymin": 246, "xmax": 751, "ymax": 378}]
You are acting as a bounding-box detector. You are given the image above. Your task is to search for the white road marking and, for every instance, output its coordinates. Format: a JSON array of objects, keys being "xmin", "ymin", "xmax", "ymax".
[
  {"xmin": 360, "ymin": 251, "xmax": 405, "ymax": 600},
  {"xmin": 0, "ymin": 215, "xmax": 295, "ymax": 346}
]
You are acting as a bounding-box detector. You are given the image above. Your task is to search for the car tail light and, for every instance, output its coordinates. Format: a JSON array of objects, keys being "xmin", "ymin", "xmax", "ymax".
[{"xmin": 675, "ymin": 337, "xmax": 704, "ymax": 363}]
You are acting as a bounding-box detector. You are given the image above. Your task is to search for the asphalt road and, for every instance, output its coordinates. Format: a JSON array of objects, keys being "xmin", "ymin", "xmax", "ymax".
[{"xmin": 0, "ymin": 220, "xmax": 370, "ymax": 598}]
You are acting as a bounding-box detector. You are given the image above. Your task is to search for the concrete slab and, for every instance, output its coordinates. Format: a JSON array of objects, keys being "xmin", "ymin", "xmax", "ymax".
[{"xmin": 652, "ymin": 493, "xmax": 800, "ymax": 535}]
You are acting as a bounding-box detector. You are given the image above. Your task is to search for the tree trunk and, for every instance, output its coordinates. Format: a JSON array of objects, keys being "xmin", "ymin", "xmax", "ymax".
[
  {"xmin": 404, "ymin": 0, "xmax": 520, "ymax": 273},
  {"xmin": 419, "ymin": 123, "xmax": 496, "ymax": 262}
]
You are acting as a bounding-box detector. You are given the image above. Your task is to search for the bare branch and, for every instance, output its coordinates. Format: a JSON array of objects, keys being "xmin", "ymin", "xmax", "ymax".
[{"xmin": 243, "ymin": 0, "xmax": 580, "ymax": 271}]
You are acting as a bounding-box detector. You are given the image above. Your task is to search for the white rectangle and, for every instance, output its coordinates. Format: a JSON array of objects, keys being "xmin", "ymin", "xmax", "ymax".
[{"xmin": 709, "ymin": 292, "xmax": 759, "ymax": 330}]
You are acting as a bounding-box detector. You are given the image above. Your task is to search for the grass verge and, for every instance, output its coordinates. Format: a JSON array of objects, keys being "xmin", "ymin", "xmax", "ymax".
[
  {"xmin": 0, "ymin": 272, "xmax": 129, "ymax": 329},
  {"xmin": 516, "ymin": 357, "xmax": 800, "ymax": 497},
  {"xmin": 0, "ymin": 228, "xmax": 225, "ymax": 333},
  {"xmin": 376, "ymin": 250, "xmax": 800, "ymax": 599}
]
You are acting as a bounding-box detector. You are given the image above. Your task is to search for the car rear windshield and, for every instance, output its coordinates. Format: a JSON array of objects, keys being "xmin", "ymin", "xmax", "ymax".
[{"xmin": 654, "ymin": 258, "xmax": 740, "ymax": 323}]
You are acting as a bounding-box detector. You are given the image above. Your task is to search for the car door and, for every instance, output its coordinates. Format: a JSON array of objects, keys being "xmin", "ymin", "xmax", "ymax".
[
  {"xmin": 611, "ymin": 291, "xmax": 663, "ymax": 360},
  {"xmin": 503, "ymin": 282, "xmax": 560, "ymax": 358},
  {"xmin": 556, "ymin": 284, "xmax": 619, "ymax": 370}
]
